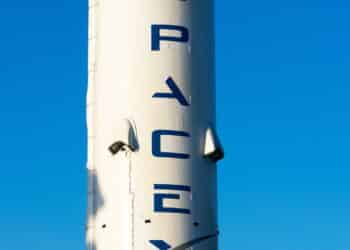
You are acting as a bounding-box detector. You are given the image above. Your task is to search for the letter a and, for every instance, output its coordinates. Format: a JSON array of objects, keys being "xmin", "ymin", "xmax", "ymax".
[{"xmin": 153, "ymin": 77, "xmax": 189, "ymax": 106}]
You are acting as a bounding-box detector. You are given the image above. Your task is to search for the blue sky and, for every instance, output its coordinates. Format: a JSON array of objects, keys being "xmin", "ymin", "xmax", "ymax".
[{"xmin": 0, "ymin": 0, "xmax": 350, "ymax": 249}]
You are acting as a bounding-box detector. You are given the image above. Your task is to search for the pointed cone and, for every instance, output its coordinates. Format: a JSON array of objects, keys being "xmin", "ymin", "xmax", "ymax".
[{"xmin": 204, "ymin": 127, "xmax": 224, "ymax": 162}]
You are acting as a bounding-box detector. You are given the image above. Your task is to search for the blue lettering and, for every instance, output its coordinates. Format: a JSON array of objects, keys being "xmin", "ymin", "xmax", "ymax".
[
  {"xmin": 152, "ymin": 130, "xmax": 190, "ymax": 159},
  {"xmin": 154, "ymin": 184, "xmax": 191, "ymax": 214},
  {"xmin": 151, "ymin": 24, "xmax": 189, "ymax": 51},
  {"xmin": 149, "ymin": 240, "xmax": 172, "ymax": 250},
  {"xmin": 153, "ymin": 77, "xmax": 189, "ymax": 106}
]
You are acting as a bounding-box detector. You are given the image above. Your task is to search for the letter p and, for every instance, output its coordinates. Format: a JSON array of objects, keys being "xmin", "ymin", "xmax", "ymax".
[{"xmin": 151, "ymin": 24, "xmax": 189, "ymax": 51}]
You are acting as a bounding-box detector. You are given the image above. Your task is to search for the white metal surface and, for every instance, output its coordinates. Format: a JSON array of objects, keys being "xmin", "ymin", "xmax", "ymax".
[{"xmin": 86, "ymin": 1, "xmax": 223, "ymax": 249}]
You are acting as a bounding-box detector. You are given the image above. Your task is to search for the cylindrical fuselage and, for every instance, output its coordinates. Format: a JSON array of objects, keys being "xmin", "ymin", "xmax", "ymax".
[{"xmin": 87, "ymin": 1, "xmax": 220, "ymax": 249}]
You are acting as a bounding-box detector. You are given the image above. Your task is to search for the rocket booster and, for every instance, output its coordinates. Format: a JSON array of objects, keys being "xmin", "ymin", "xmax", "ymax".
[{"xmin": 86, "ymin": 0, "xmax": 224, "ymax": 250}]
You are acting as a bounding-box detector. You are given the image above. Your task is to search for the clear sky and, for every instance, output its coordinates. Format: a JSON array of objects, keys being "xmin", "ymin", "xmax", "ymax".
[{"xmin": 0, "ymin": 0, "xmax": 349, "ymax": 250}]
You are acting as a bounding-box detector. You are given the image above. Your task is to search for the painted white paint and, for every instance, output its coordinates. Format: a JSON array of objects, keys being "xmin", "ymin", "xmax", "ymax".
[{"xmin": 86, "ymin": 1, "xmax": 223, "ymax": 249}]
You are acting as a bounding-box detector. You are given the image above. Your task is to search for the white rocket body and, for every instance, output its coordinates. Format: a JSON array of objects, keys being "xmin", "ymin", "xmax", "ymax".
[{"xmin": 86, "ymin": 1, "xmax": 223, "ymax": 250}]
